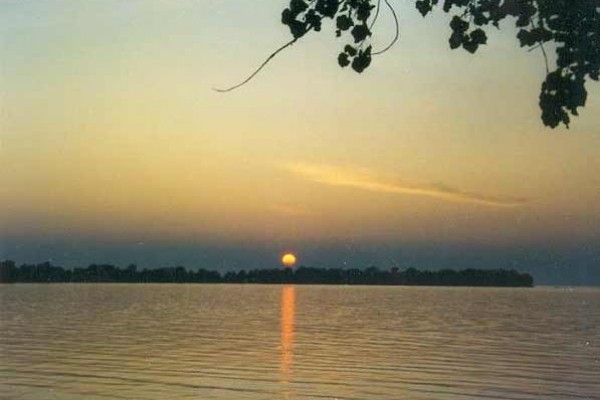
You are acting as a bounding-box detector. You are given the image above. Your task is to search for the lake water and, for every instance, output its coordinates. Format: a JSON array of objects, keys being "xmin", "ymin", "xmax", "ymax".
[{"xmin": 0, "ymin": 284, "xmax": 598, "ymax": 400}]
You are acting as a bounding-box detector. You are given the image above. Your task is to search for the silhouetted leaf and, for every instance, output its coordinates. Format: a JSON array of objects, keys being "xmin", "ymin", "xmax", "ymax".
[
  {"xmin": 450, "ymin": 16, "xmax": 469, "ymax": 33},
  {"xmin": 449, "ymin": 31, "xmax": 463, "ymax": 49},
  {"xmin": 470, "ymin": 29, "xmax": 487, "ymax": 46},
  {"xmin": 338, "ymin": 52, "xmax": 350, "ymax": 67},
  {"xmin": 356, "ymin": 2, "xmax": 374, "ymax": 21},
  {"xmin": 316, "ymin": 0, "xmax": 339, "ymax": 18},
  {"xmin": 281, "ymin": 8, "xmax": 293, "ymax": 25},
  {"xmin": 351, "ymin": 46, "xmax": 372, "ymax": 73},
  {"xmin": 416, "ymin": 0, "xmax": 433, "ymax": 16},
  {"xmin": 351, "ymin": 24, "xmax": 370, "ymax": 43},
  {"xmin": 344, "ymin": 44, "xmax": 357, "ymax": 56},
  {"xmin": 289, "ymin": 20, "xmax": 307, "ymax": 38},
  {"xmin": 290, "ymin": 0, "xmax": 308, "ymax": 13},
  {"xmin": 336, "ymin": 14, "xmax": 354, "ymax": 31},
  {"xmin": 462, "ymin": 39, "xmax": 479, "ymax": 53}
]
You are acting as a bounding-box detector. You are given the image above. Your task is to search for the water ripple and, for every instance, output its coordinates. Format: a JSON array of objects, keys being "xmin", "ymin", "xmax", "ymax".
[{"xmin": 1, "ymin": 284, "xmax": 599, "ymax": 399}]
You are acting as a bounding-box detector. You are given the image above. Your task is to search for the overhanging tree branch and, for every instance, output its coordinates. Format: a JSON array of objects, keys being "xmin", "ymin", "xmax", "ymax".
[
  {"xmin": 213, "ymin": 35, "xmax": 305, "ymax": 93},
  {"xmin": 373, "ymin": 0, "xmax": 399, "ymax": 56},
  {"xmin": 216, "ymin": 0, "xmax": 599, "ymax": 129}
]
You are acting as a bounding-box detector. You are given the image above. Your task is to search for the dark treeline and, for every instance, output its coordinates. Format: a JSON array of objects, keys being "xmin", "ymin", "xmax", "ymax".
[{"xmin": 0, "ymin": 260, "xmax": 533, "ymax": 287}]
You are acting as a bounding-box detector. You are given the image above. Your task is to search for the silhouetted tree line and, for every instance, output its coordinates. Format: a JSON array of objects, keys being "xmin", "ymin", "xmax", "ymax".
[{"xmin": 0, "ymin": 260, "xmax": 533, "ymax": 287}]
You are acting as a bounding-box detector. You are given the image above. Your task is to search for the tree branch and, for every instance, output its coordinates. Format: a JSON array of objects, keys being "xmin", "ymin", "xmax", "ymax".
[
  {"xmin": 369, "ymin": 0, "xmax": 382, "ymax": 30},
  {"xmin": 214, "ymin": 33, "xmax": 308, "ymax": 93},
  {"xmin": 373, "ymin": 0, "xmax": 399, "ymax": 56}
]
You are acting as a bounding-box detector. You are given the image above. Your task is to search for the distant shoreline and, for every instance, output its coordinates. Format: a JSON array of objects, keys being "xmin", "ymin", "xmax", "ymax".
[{"xmin": 0, "ymin": 260, "xmax": 534, "ymax": 287}]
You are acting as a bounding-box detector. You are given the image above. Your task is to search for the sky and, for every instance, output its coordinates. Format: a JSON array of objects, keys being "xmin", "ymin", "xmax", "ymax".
[{"xmin": 1, "ymin": 1, "xmax": 599, "ymax": 285}]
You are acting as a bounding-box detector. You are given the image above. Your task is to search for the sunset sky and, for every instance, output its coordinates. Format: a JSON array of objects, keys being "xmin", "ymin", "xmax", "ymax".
[{"xmin": 1, "ymin": 1, "xmax": 599, "ymax": 284}]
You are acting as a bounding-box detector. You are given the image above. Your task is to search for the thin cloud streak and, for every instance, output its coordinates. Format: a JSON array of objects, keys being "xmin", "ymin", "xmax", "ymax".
[{"xmin": 285, "ymin": 163, "xmax": 529, "ymax": 207}]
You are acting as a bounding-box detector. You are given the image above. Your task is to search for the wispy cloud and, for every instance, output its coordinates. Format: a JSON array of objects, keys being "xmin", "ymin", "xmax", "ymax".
[{"xmin": 284, "ymin": 163, "xmax": 529, "ymax": 207}]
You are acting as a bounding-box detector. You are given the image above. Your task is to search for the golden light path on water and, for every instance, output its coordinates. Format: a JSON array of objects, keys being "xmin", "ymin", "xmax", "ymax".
[{"xmin": 280, "ymin": 285, "xmax": 295, "ymax": 382}]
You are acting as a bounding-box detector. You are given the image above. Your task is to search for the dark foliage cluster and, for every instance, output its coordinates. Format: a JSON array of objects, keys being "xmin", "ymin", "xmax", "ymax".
[
  {"xmin": 275, "ymin": 0, "xmax": 599, "ymax": 128},
  {"xmin": 413, "ymin": 0, "xmax": 599, "ymax": 128},
  {"xmin": 0, "ymin": 260, "xmax": 533, "ymax": 287},
  {"xmin": 281, "ymin": 0, "xmax": 380, "ymax": 72}
]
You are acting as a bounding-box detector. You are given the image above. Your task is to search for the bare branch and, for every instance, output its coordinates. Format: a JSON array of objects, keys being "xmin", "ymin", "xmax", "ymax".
[
  {"xmin": 528, "ymin": 20, "xmax": 550, "ymax": 75},
  {"xmin": 214, "ymin": 34, "xmax": 305, "ymax": 93},
  {"xmin": 373, "ymin": 0, "xmax": 399, "ymax": 56},
  {"xmin": 369, "ymin": 0, "xmax": 382, "ymax": 30}
]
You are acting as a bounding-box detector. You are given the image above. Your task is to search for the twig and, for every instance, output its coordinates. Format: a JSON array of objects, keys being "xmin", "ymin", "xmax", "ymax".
[
  {"xmin": 539, "ymin": 41, "xmax": 549, "ymax": 75},
  {"xmin": 369, "ymin": 0, "xmax": 382, "ymax": 30},
  {"xmin": 214, "ymin": 33, "xmax": 307, "ymax": 93},
  {"xmin": 373, "ymin": 0, "xmax": 399, "ymax": 55},
  {"xmin": 529, "ymin": 20, "xmax": 549, "ymax": 75}
]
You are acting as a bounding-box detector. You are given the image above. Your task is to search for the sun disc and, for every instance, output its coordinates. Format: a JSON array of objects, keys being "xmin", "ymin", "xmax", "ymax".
[{"xmin": 282, "ymin": 253, "xmax": 297, "ymax": 268}]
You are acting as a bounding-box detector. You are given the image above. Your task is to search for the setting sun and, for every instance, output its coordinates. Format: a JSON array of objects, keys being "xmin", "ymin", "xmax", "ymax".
[{"xmin": 281, "ymin": 253, "xmax": 297, "ymax": 268}]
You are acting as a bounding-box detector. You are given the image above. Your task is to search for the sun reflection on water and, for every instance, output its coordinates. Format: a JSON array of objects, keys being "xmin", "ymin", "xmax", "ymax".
[{"xmin": 280, "ymin": 285, "xmax": 295, "ymax": 377}]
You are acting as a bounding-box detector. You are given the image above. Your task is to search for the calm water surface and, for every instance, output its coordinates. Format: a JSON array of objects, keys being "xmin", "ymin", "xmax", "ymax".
[{"xmin": 0, "ymin": 284, "xmax": 598, "ymax": 400}]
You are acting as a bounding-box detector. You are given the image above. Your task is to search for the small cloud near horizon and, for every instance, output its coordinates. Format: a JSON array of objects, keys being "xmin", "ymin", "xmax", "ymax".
[{"xmin": 284, "ymin": 162, "xmax": 529, "ymax": 207}]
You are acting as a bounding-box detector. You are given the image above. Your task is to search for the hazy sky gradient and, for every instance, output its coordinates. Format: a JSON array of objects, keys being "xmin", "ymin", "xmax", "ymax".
[{"xmin": 1, "ymin": 1, "xmax": 599, "ymax": 284}]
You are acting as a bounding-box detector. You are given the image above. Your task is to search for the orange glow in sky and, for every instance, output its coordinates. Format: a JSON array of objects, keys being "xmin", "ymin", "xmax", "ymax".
[{"xmin": 1, "ymin": 1, "xmax": 599, "ymax": 280}]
